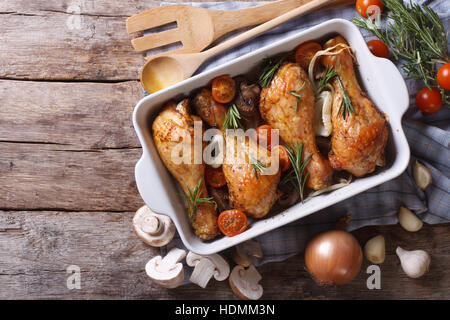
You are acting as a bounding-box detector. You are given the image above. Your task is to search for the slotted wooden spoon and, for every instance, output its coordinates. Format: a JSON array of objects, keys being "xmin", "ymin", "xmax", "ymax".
[
  {"xmin": 141, "ymin": 0, "xmax": 337, "ymax": 93},
  {"xmin": 127, "ymin": 0, "xmax": 355, "ymax": 53}
]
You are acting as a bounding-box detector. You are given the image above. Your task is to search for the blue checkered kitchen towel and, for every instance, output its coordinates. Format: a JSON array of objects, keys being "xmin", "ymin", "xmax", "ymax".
[{"xmin": 146, "ymin": 0, "xmax": 449, "ymax": 268}]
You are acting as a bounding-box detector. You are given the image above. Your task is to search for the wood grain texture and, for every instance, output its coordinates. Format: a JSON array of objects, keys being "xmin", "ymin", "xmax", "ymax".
[
  {"xmin": 0, "ymin": 0, "xmax": 449, "ymax": 300},
  {"xmin": 0, "ymin": 80, "xmax": 141, "ymax": 148},
  {"xmin": 0, "ymin": 211, "xmax": 449, "ymax": 299}
]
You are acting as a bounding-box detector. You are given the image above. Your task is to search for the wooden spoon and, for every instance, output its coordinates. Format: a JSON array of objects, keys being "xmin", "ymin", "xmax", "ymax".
[
  {"xmin": 141, "ymin": 0, "xmax": 333, "ymax": 93},
  {"xmin": 127, "ymin": 0, "xmax": 354, "ymax": 54}
]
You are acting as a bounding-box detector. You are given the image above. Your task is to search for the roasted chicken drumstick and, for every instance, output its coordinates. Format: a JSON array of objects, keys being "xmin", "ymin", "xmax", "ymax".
[
  {"xmin": 152, "ymin": 100, "xmax": 220, "ymax": 240},
  {"xmin": 324, "ymin": 36, "xmax": 388, "ymax": 177},
  {"xmin": 260, "ymin": 62, "xmax": 333, "ymax": 190}
]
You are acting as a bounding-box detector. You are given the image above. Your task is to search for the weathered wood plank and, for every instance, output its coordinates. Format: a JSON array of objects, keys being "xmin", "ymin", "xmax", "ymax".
[
  {"xmin": 0, "ymin": 80, "xmax": 142, "ymax": 148},
  {"xmin": 0, "ymin": 144, "xmax": 144, "ymax": 211},
  {"xmin": 0, "ymin": 0, "xmax": 258, "ymax": 81},
  {"xmin": 0, "ymin": 12, "xmax": 142, "ymax": 80},
  {"xmin": 0, "ymin": 210, "xmax": 448, "ymax": 299}
]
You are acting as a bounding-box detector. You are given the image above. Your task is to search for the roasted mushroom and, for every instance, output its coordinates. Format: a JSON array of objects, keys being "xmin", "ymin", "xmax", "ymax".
[
  {"xmin": 193, "ymin": 88, "xmax": 228, "ymax": 128},
  {"xmin": 233, "ymin": 78, "xmax": 261, "ymax": 118}
]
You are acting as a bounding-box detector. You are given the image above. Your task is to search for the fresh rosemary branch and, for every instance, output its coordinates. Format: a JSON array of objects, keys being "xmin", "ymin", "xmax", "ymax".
[
  {"xmin": 258, "ymin": 56, "xmax": 286, "ymax": 87},
  {"xmin": 222, "ymin": 103, "xmax": 246, "ymax": 130},
  {"xmin": 317, "ymin": 66, "xmax": 338, "ymax": 95},
  {"xmin": 337, "ymin": 77, "xmax": 356, "ymax": 119},
  {"xmin": 281, "ymin": 142, "xmax": 312, "ymax": 202},
  {"xmin": 353, "ymin": 0, "xmax": 449, "ymax": 104},
  {"xmin": 182, "ymin": 178, "xmax": 215, "ymax": 222},
  {"xmin": 250, "ymin": 157, "xmax": 269, "ymax": 179}
]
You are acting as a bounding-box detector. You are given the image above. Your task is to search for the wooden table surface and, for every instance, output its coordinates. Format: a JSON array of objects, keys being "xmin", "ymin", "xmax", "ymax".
[{"xmin": 0, "ymin": 0, "xmax": 449, "ymax": 300}]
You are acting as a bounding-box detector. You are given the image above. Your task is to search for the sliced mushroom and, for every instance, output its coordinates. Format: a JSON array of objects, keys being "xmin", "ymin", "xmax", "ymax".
[
  {"xmin": 229, "ymin": 265, "xmax": 263, "ymax": 300},
  {"xmin": 208, "ymin": 186, "xmax": 229, "ymax": 212},
  {"xmin": 186, "ymin": 252, "xmax": 230, "ymax": 288},
  {"xmin": 231, "ymin": 240, "xmax": 263, "ymax": 267},
  {"xmin": 145, "ymin": 247, "xmax": 186, "ymax": 288},
  {"xmin": 133, "ymin": 205, "xmax": 175, "ymax": 247},
  {"xmin": 193, "ymin": 88, "xmax": 227, "ymax": 128},
  {"xmin": 234, "ymin": 79, "xmax": 261, "ymax": 118}
]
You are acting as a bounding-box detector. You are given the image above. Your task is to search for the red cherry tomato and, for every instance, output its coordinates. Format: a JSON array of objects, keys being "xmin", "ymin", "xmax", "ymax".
[
  {"xmin": 205, "ymin": 165, "xmax": 226, "ymax": 188},
  {"xmin": 415, "ymin": 87, "xmax": 442, "ymax": 114},
  {"xmin": 437, "ymin": 63, "xmax": 450, "ymax": 90},
  {"xmin": 367, "ymin": 40, "xmax": 389, "ymax": 58},
  {"xmin": 295, "ymin": 41, "xmax": 323, "ymax": 70},
  {"xmin": 211, "ymin": 75, "xmax": 236, "ymax": 104},
  {"xmin": 256, "ymin": 124, "xmax": 278, "ymax": 150},
  {"xmin": 272, "ymin": 145, "xmax": 291, "ymax": 173},
  {"xmin": 218, "ymin": 209, "xmax": 248, "ymax": 237},
  {"xmin": 356, "ymin": 0, "xmax": 383, "ymax": 18}
]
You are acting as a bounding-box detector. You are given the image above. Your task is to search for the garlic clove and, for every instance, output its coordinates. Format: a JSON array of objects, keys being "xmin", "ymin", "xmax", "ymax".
[
  {"xmin": 398, "ymin": 207, "xmax": 423, "ymax": 232},
  {"xmin": 396, "ymin": 246, "xmax": 430, "ymax": 279},
  {"xmin": 413, "ymin": 160, "xmax": 432, "ymax": 190},
  {"xmin": 364, "ymin": 235, "xmax": 385, "ymax": 264}
]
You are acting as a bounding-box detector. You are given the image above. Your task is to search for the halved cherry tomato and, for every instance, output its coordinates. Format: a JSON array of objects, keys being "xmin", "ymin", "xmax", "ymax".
[
  {"xmin": 211, "ymin": 75, "xmax": 236, "ymax": 104},
  {"xmin": 256, "ymin": 124, "xmax": 278, "ymax": 150},
  {"xmin": 437, "ymin": 63, "xmax": 450, "ymax": 90},
  {"xmin": 272, "ymin": 145, "xmax": 291, "ymax": 173},
  {"xmin": 416, "ymin": 87, "xmax": 442, "ymax": 114},
  {"xmin": 205, "ymin": 165, "xmax": 226, "ymax": 188},
  {"xmin": 356, "ymin": 0, "xmax": 383, "ymax": 18},
  {"xmin": 295, "ymin": 41, "xmax": 322, "ymax": 70},
  {"xmin": 218, "ymin": 209, "xmax": 248, "ymax": 237},
  {"xmin": 367, "ymin": 40, "xmax": 389, "ymax": 59}
]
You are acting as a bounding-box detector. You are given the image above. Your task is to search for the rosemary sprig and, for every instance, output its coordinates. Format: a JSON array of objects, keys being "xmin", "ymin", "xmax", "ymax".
[
  {"xmin": 317, "ymin": 66, "xmax": 338, "ymax": 95},
  {"xmin": 258, "ymin": 56, "xmax": 285, "ymax": 87},
  {"xmin": 337, "ymin": 77, "xmax": 356, "ymax": 119},
  {"xmin": 281, "ymin": 142, "xmax": 312, "ymax": 202},
  {"xmin": 181, "ymin": 178, "xmax": 215, "ymax": 222},
  {"xmin": 289, "ymin": 83, "xmax": 305, "ymax": 112},
  {"xmin": 222, "ymin": 103, "xmax": 246, "ymax": 130},
  {"xmin": 353, "ymin": 0, "xmax": 449, "ymax": 104},
  {"xmin": 250, "ymin": 157, "xmax": 269, "ymax": 179}
]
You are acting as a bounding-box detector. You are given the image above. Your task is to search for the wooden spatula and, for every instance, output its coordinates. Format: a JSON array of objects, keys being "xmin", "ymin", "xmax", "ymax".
[{"xmin": 127, "ymin": 0, "xmax": 355, "ymax": 54}]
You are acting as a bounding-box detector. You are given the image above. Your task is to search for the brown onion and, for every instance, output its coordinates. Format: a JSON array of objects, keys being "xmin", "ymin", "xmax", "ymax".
[{"xmin": 305, "ymin": 230, "xmax": 362, "ymax": 285}]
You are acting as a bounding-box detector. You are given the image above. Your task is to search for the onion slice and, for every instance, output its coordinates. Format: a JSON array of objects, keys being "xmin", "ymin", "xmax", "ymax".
[
  {"xmin": 308, "ymin": 175, "xmax": 353, "ymax": 197},
  {"xmin": 314, "ymin": 91, "xmax": 333, "ymax": 137}
]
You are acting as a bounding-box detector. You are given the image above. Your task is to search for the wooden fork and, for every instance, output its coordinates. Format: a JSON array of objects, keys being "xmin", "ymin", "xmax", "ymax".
[{"xmin": 126, "ymin": 0, "xmax": 355, "ymax": 54}]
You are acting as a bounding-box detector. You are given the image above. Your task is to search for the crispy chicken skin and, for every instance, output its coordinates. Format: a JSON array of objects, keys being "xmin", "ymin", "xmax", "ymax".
[
  {"xmin": 259, "ymin": 62, "xmax": 333, "ymax": 190},
  {"xmin": 324, "ymin": 36, "xmax": 388, "ymax": 177},
  {"xmin": 152, "ymin": 100, "xmax": 219, "ymax": 240},
  {"xmin": 222, "ymin": 137, "xmax": 281, "ymax": 218}
]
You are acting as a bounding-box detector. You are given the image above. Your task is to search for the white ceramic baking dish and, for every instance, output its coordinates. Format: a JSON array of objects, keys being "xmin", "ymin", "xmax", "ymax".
[{"xmin": 133, "ymin": 19, "xmax": 410, "ymax": 255}]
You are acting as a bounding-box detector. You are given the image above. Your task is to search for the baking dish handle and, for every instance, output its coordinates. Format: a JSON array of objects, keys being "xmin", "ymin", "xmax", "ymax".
[
  {"xmin": 135, "ymin": 154, "xmax": 175, "ymax": 216},
  {"xmin": 375, "ymin": 57, "xmax": 410, "ymax": 118}
]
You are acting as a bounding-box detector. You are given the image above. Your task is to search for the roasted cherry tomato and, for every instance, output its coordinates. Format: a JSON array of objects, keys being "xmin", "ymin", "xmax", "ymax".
[
  {"xmin": 272, "ymin": 145, "xmax": 291, "ymax": 173},
  {"xmin": 415, "ymin": 87, "xmax": 442, "ymax": 114},
  {"xmin": 256, "ymin": 124, "xmax": 278, "ymax": 150},
  {"xmin": 295, "ymin": 41, "xmax": 322, "ymax": 70},
  {"xmin": 211, "ymin": 75, "xmax": 236, "ymax": 104},
  {"xmin": 218, "ymin": 209, "xmax": 248, "ymax": 237},
  {"xmin": 367, "ymin": 40, "xmax": 389, "ymax": 58},
  {"xmin": 437, "ymin": 63, "xmax": 450, "ymax": 90},
  {"xmin": 356, "ymin": 0, "xmax": 384, "ymax": 18},
  {"xmin": 205, "ymin": 165, "xmax": 227, "ymax": 188}
]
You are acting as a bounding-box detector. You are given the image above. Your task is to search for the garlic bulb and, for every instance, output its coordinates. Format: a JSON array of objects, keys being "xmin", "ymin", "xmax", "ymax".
[
  {"xmin": 398, "ymin": 207, "xmax": 423, "ymax": 232},
  {"xmin": 413, "ymin": 161, "xmax": 432, "ymax": 190},
  {"xmin": 364, "ymin": 235, "xmax": 385, "ymax": 264},
  {"xmin": 396, "ymin": 247, "xmax": 430, "ymax": 279}
]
